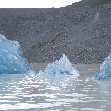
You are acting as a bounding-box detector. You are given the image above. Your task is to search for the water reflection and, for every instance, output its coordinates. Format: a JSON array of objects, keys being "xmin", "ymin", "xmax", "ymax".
[{"xmin": 0, "ymin": 64, "xmax": 110, "ymax": 111}]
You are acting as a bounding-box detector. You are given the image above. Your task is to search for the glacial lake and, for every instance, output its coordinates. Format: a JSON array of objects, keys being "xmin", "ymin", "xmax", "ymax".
[{"xmin": 0, "ymin": 63, "xmax": 111, "ymax": 111}]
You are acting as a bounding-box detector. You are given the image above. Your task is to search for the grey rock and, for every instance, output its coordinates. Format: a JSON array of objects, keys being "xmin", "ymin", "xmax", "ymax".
[{"xmin": 0, "ymin": 0, "xmax": 111, "ymax": 63}]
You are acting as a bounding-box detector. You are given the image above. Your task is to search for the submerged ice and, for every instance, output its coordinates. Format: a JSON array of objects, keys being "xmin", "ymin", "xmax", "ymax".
[
  {"xmin": 95, "ymin": 54, "xmax": 111, "ymax": 80},
  {"xmin": 41, "ymin": 54, "xmax": 79, "ymax": 76},
  {"xmin": 0, "ymin": 34, "xmax": 30, "ymax": 74}
]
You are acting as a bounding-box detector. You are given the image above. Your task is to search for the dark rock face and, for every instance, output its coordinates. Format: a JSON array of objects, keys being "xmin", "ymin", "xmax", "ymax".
[
  {"xmin": 0, "ymin": 0, "xmax": 111, "ymax": 63},
  {"xmin": 80, "ymin": 0, "xmax": 111, "ymax": 6}
]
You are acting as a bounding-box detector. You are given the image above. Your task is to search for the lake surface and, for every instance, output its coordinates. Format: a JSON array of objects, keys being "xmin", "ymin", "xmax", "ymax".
[{"xmin": 0, "ymin": 63, "xmax": 111, "ymax": 111}]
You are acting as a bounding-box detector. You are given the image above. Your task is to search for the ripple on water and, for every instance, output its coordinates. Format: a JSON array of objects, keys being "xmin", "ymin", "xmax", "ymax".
[{"xmin": 0, "ymin": 66, "xmax": 110, "ymax": 111}]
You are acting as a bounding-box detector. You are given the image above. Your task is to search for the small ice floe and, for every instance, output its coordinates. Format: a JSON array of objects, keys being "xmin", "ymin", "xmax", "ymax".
[
  {"xmin": 38, "ymin": 54, "xmax": 79, "ymax": 77},
  {"xmin": 0, "ymin": 34, "xmax": 31, "ymax": 74},
  {"xmin": 95, "ymin": 54, "xmax": 111, "ymax": 80}
]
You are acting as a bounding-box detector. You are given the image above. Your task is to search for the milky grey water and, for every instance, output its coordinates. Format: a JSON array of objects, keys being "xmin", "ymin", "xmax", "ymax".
[{"xmin": 0, "ymin": 63, "xmax": 111, "ymax": 111}]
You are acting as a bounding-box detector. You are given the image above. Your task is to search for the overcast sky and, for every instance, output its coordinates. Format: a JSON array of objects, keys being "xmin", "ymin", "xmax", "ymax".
[{"xmin": 0, "ymin": 0, "xmax": 81, "ymax": 8}]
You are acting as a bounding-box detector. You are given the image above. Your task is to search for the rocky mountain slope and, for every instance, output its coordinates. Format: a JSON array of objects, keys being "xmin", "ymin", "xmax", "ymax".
[{"xmin": 0, "ymin": 0, "xmax": 111, "ymax": 63}]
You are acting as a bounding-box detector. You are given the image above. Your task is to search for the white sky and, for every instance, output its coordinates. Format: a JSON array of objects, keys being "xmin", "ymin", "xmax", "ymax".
[{"xmin": 0, "ymin": 0, "xmax": 81, "ymax": 8}]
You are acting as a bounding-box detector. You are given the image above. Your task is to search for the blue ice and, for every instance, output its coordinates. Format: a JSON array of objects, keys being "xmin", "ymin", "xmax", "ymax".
[
  {"xmin": 95, "ymin": 54, "xmax": 111, "ymax": 80},
  {"xmin": 0, "ymin": 34, "xmax": 30, "ymax": 74},
  {"xmin": 40, "ymin": 54, "xmax": 79, "ymax": 77}
]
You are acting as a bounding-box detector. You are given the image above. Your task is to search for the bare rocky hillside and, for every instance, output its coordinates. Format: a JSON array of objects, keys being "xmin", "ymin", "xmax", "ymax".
[{"xmin": 0, "ymin": 0, "xmax": 111, "ymax": 63}]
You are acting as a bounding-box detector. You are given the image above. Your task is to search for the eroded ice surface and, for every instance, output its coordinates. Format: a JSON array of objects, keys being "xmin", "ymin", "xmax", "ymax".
[
  {"xmin": 39, "ymin": 54, "xmax": 79, "ymax": 77},
  {"xmin": 95, "ymin": 54, "xmax": 111, "ymax": 80},
  {"xmin": 0, "ymin": 34, "xmax": 30, "ymax": 74}
]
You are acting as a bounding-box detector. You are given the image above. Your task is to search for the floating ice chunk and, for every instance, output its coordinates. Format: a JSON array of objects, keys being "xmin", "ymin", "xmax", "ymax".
[
  {"xmin": 42, "ymin": 54, "xmax": 79, "ymax": 76},
  {"xmin": 0, "ymin": 34, "xmax": 31, "ymax": 74},
  {"xmin": 95, "ymin": 54, "xmax": 111, "ymax": 80}
]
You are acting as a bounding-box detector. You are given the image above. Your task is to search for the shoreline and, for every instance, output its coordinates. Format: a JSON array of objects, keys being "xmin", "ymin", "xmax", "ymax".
[{"xmin": 30, "ymin": 63, "xmax": 100, "ymax": 76}]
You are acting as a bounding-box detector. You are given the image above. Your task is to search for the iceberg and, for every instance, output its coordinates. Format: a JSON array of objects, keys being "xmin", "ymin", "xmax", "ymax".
[
  {"xmin": 0, "ymin": 34, "xmax": 30, "ymax": 74},
  {"xmin": 95, "ymin": 54, "xmax": 111, "ymax": 80},
  {"xmin": 41, "ymin": 54, "xmax": 79, "ymax": 76}
]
